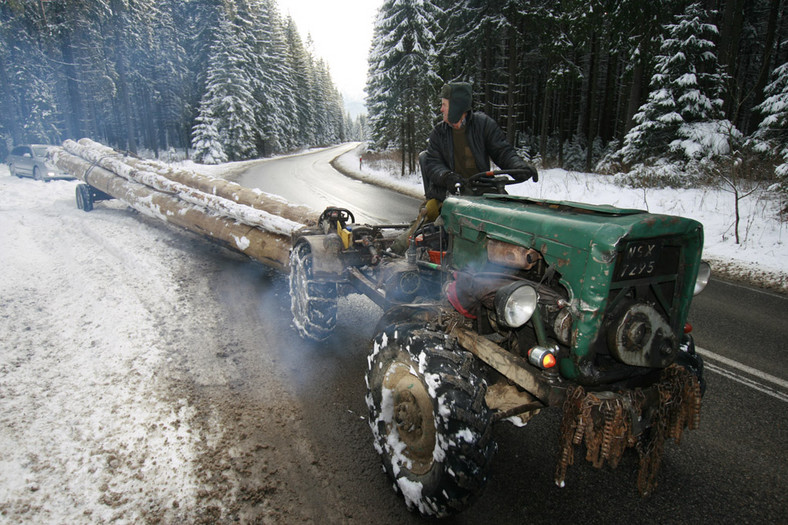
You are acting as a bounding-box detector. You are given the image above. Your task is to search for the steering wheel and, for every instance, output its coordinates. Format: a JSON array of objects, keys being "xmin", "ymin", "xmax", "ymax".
[
  {"xmin": 318, "ymin": 207, "xmax": 355, "ymax": 231},
  {"xmin": 463, "ymin": 169, "xmax": 533, "ymax": 195}
]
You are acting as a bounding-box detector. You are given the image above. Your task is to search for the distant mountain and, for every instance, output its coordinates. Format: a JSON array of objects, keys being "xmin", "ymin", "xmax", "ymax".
[{"xmin": 343, "ymin": 93, "xmax": 367, "ymax": 119}]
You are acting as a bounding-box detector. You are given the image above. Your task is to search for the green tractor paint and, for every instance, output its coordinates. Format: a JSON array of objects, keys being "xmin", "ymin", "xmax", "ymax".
[{"xmin": 442, "ymin": 194, "xmax": 704, "ymax": 383}]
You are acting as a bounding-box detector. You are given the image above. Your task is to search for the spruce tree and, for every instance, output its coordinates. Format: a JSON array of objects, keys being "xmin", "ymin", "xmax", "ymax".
[
  {"xmin": 366, "ymin": 0, "xmax": 441, "ymax": 174},
  {"xmin": 619, "ymin": 3, "xmax": 733, "ymax": 169},
  {"xmin": 753, "ymin": 61, "xmax": 788, "ymax": 185},
  {"xmin": 283, "ymin": 16, "xmax": 315, "ymax": 147},
  {"xmin": 191, "ymin": 14, "xmax": 257, "ymax": 162}
]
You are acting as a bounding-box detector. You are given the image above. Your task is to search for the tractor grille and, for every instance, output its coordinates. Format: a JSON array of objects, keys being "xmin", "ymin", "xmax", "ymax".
[{"xmin": 610, "ymin": 237, "xmax": 685, "ymax": 328}]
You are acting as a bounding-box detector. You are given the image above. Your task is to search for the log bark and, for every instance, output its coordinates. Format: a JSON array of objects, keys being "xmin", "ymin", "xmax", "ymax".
[
  {"xmin": 52, "ymin": 142, "xmax": 317, "ymax": 272},
  {"xmin": 67, "ymin": 138, "xmax": 319, "ymax": 228}
]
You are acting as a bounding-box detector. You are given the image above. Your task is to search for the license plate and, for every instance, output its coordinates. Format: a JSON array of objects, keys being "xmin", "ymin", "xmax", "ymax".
[{"xmin": 618, "ymin": 240, "xmax": 662, "ymax": 280}]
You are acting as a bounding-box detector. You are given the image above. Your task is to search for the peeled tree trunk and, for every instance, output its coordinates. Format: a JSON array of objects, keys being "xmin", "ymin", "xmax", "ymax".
[{"xmin": 53, "ymin": 139, "xmax": 319, "ymax": 271}]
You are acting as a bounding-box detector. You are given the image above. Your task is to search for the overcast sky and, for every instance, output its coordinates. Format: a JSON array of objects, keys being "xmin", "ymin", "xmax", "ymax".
[{"xmin": 275, "ymin": 0, "xmax": 384, "ymax": 111}]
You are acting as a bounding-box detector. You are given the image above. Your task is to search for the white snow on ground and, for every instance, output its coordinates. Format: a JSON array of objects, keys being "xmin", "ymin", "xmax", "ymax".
[
  {"xmin": 0, "ymin": 171, "xmax": 204, "ymax": 521},
  {"xmin": 336, "ymin": 144, "xmax": 788, "ymax": 291},
  {"xmin": 0, "ymin": 144, "xmax": 785, "ymax": 522}
]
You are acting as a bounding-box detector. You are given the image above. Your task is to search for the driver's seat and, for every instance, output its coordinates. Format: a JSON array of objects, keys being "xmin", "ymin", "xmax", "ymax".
[{"xmin": 418, "ymin": 150, "xmax": 430, "ymax": 198}]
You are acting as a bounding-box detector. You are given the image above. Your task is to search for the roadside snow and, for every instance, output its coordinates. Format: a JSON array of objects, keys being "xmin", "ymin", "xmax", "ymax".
[
  {"xmin": 0, "ymin": 165, "xmax": 340, "ymax": 523},
  {"xmin": 0, "ymin": 173, "xmax": 203, "ymax": 521}
]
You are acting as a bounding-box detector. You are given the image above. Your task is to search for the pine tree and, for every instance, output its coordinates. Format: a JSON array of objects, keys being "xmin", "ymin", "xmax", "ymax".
[
  {"xmin": 366, "ymin": 0, "xmax": 442, "ymax": 174},
  {"xmin": 242, "ymin": 0, "xmax": 291, "ymax": 155},
  {"xmin": 191, "ymin": 113, "xmax": 227, "ymax": 164},
  {"xmin": 619, "ymin": 3, "xmax": 735, "ymax": 168},
  {"xmin": 283, "ymin": 16, "xmax": 315, "ymax": 147},
  {"xmin": 191, "ymin": 13, "xmax": 257, "ymax": 162},
  {"xmin": 753, "ymin": 61, "xmax": 788, "ymax": 184}
]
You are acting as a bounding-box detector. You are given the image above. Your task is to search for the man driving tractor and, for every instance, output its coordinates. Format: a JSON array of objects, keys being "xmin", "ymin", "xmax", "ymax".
[
  {"xmin": 391, "ymin": 82, "xmax": 539, "ymax": 254},
  {"xmin": 421, "ymin": 81, "xmax": 539, "ymax": 220}
]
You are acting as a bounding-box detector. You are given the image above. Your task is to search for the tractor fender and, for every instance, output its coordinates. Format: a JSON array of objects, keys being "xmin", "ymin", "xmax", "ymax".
[{"xmin": 293, "ymin": 234, "xmax": 346, "ymax": 280}]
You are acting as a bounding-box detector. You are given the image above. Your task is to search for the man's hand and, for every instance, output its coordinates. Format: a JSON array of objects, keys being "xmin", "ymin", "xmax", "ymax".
[
  {"xmin": 441, "ymin": 171, "xmax": 464, "ymax": 193},
  {"xmin": 524, "ymin": 165, "xmax": 538, "ymax": 183}
]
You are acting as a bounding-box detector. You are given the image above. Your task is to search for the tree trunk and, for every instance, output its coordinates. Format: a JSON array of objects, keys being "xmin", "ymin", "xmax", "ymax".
[
  {"xmin": 539, "ymin": 83, "xmax": 551, "ymax": 162},
  {"xmin": 749, "ymin": 0, "xmax": 782, "ymax": 132},
  {"xmin": 0, "ymin": 54, "xmax": 22, "ymax": 144},
  {"xmin": 506, "ymin": 26, "xmax": 518, "ymax": 144},
  {"xmin": 60, "ymin": 31, "xmax": 83, "ymax": 139},
  {"xmin": 625, "ymin": 59, "xmax": 645, "ymax": 134},
  {"xmin": 718, "ymin": 0, "xmax": 747, "ymax": 119},
  {"xmin": 54, "ymin": 139, "xmax": 320, "ymax": 271},
  {"xmin": 110, "ymin": 0, "xmax": 137, "ymax": 153},
  {"xmin": 585, "ymin": 34, "xmax": 602, "ymax": 172}
]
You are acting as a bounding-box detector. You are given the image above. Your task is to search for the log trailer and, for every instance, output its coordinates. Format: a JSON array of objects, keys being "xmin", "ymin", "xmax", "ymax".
[{"xmin": 56, "ymin": 140, "xmax": 709, "ymax": 518}]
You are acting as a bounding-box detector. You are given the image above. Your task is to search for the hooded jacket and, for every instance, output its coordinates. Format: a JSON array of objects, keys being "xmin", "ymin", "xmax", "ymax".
[{"xmin": 421, "ymin": 111, "xmax": 536, "ymax": 201}]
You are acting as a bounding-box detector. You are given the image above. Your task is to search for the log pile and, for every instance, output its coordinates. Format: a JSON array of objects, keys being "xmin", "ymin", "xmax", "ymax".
[{"xmin": 53, "ymin": 138, "xmax": 319, "ymax": 271}]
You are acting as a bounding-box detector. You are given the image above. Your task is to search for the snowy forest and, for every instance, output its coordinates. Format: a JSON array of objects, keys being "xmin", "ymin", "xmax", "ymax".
[
  {"xmin": 2, "ymin": 0, "xmax": 787, "ymax": 204},
  {"xmin": 0, "ymin": 0, "xmax": 363, "ymax": 163},
  {"xmin": 366, "ymin": 0, "xmax": 787, "ymax": 205}
]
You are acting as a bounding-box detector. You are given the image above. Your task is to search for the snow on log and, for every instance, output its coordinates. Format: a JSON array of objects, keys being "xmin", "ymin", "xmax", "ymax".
[
  {"xmin": 52, "ymin": 139, "xmax": 319, "ymax": 271},
  {"xmin": 67, "ymin": 138, "xmax": 319, "ymax": 228}
]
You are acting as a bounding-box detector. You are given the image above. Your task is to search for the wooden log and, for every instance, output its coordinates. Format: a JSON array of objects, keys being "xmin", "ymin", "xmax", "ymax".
[
  {"xmin": 66, "ymin": 138, "xmax": 319, "ymax": 227},
  {"xmin": 53, "ymin": 148, "xmax": 292, "ymax": 271}
]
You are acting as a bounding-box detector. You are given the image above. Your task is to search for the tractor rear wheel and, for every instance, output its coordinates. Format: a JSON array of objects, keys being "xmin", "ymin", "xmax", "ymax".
[{"xmin": 288, "ymin": 241, "xmax": 337, "ymax": 341}]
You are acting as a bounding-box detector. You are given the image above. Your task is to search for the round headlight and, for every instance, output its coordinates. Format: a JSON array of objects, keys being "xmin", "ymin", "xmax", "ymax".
[
  {"xmin": 693, "ymin": 261, "xmax": 711, "ymax": 295},
  {"xmin": 494, "ymin": 282, "xmax": 538, "ymax": 328}
]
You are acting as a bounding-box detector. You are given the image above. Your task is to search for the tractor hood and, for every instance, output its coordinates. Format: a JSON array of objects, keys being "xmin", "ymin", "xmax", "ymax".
[
  {"xmin": 442, "ymin": 194, "xmax": 705, "ymax": 383},
  {"xmin": 441, "ymin": 194, "xmax": 703, "ymax": 271}
]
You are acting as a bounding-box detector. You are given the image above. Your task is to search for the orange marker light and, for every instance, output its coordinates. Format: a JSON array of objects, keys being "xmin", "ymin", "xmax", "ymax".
[
  {"xmin": 684, "ymin": 322, "xmax": 693, "ymax": 334},
  {"xmin": 528, "ymin": 346, "xmax": 557, "ymax": 369}
]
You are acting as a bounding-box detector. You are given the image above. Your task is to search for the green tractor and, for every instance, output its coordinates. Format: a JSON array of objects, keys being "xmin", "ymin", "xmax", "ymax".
[{"xmin": 289, "ymin": 171, "xmax": 709, "ymax": 517}]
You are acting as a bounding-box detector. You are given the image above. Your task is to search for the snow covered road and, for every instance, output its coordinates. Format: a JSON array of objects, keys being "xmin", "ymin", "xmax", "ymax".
[{"xmin": 0, "ymin": 173, "xmax": 372, "ymax": 522}]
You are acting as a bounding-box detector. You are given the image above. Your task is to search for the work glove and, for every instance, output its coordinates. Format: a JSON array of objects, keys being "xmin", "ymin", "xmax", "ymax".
[
  {"xmin": 524, "ymin": 165, "xmax": 539, "ymax": 183},
  {"xmin": 441, "ymin": 171, "xmax": 464, "ymax": 193}
]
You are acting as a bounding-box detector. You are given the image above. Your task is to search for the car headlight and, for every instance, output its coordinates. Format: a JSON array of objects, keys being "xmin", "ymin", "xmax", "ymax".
[
  {"xmin": 494, "ymin": 282, "xmax": 538, "ymax": 328},
  {"xmin": 693, "ymin": 261, "xmax": 711, "ymax": 295}
]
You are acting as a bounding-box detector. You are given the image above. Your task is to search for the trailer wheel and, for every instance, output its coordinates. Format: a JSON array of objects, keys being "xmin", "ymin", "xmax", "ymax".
[
  {"xmin": 289, "ymin": 241, "xmax": 337, "ymax": 341},
  {"xmin": 366, "ymin": 325, "xmax": 496, "ymax": 517},
  {"xmin": 76, "ymin": 184, "xmax": 93, "ymax": 212}
]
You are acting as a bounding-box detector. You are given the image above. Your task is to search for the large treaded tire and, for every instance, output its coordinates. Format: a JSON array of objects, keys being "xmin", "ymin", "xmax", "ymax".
[
  {"xmin": 288, "ymin": 241, "xmax": 337, "ymax": 341},
  {"xmin": 365, "ymin": 325, "xmax": 496, "ymax": 517}
]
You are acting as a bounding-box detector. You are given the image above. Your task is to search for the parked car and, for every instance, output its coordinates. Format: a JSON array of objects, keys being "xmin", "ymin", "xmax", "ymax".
[{"xmin": 7, "ymin": 144, "xmax": 73, "ymax": 181}]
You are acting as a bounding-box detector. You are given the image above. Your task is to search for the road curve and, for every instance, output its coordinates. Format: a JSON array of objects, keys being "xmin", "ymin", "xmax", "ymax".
[{"xmin": 235, "ymin": 144, "xmax": 422, "ymax": 225}]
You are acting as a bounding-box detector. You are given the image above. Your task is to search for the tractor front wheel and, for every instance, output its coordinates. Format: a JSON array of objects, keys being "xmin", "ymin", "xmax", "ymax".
[{"xmin": 365, "ymin": 325, "xmax": 496, "ymax": 517}]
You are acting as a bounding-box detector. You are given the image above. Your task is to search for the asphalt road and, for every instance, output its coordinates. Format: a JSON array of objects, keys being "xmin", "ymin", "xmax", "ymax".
[
  {"xmin": 229, "ymin": 147, "xmax": 788, "ymax": 523},
  {"xmin": 236, "ymin": 144, "xmax": 422, "ymax": 224}
]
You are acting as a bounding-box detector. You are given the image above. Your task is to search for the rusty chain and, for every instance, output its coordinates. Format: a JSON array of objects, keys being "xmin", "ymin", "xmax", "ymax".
[{"xmin": 555, "ymin": 364, "xmax": 702, "ymax": 495}]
